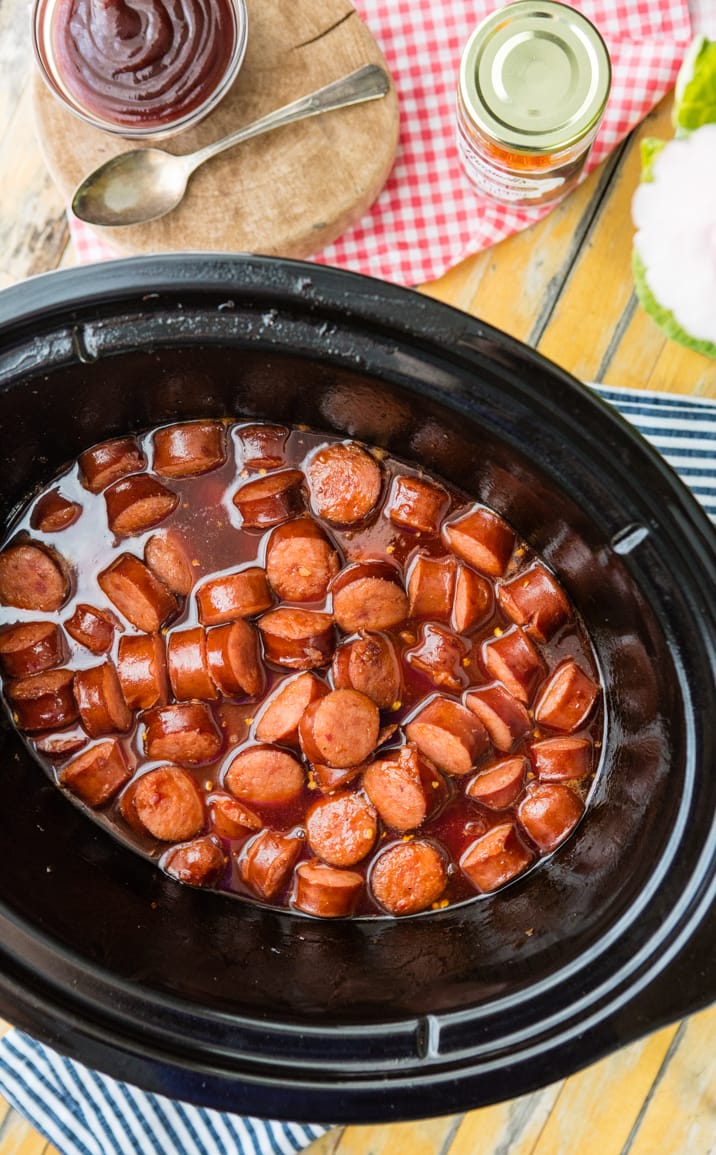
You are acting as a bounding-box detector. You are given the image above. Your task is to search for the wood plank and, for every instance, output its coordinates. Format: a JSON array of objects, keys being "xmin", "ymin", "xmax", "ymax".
[
  {"xmin": 332, "ymin": 1114, "xmax": 462, "ymax": 1155},
  {"xmin": 621, "ymin": 1005, "xmax": 716, "ymax": 1155},
  {"xmin": 0, "ymin": 1111, "xmax": 50, "ymax": 1155},
  {"xmin": 446, "ymin": 1083, "xmax": 564, "ymax": 1155}
]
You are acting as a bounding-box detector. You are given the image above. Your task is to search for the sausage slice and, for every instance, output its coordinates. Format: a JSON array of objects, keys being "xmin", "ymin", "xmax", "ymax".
[
  {"xmin": 370, "ymin": 840, "xmax": 447, "ymax": 915},
  {"xmin": 460, "ymin": 823, "xmax": 533, "ymax": 892},
  {"xmin": 59, "ymin": 739, "xmax": 132, "ymax": 808},
  {"xmin": 407, "ymin": 554, "xmax": 456, "ymax": 620},
  {"xmin": 518, "ymin": 782, "xmax": 585, "ymax": 851},
  {"xmin": 311, "ymin": 762, "xmax": 364, "ymax": 793},
  {"xmin": 466, "ymin": 756, "xmax": 527, "ymax": 810},
  {"xmin": 152, "ymin": 421, "xmax": 226, "ymax": 478},
  {"xmin": 305, "ymin": 790, "xmax": 378, "ymax": 866},
  {"xmin": 293, "ymin": 860, "xmax": 363, "ymax": 918},
  {"xmin": 104, "ymin": 474, "xmax": 179, "ymax": 537},
  {"xmin": 480, "ymin": 626, "xmax": 545, "ymax": 705},
  {"xmin": 117, "ymin": 634, "xmax": 169, "ymax": 710},
  {"xmin": 133, "ymin": 765, "xmax": 205, "ymax": 840},
  {"xmin": 266, "ymin": 518, "xmax": 339, "ymax": 602},
  {"xmin": 406, "ymin": 623, "xmax": 468, "ymax": 692},
  {"xmin": 534, "ymin": 660, "xmax": 600, "ymax": 732},
  {"xmin": 7, "ymin": 668, "xmax": 78, "ymax": 732},
  {"xmin": 332, "ymin": 562, "xmax": 408, "ymax": 633},
  {"xmin": 233, "ymin": 470, "xmax": 306, "ymax": 529},
  {"xmin": 0, "ymin": 621, "xmax": 66, "ymax": 678},
  {"xmin": 74, "ymin": 662, "xmax": 132, "ymax": 737},
  {"xmin": 0, "ymin": 543, "xmax": 69, "ymax": 612},
  {"xmin": 206, "ymin": 620, "xmax": 264, "ymax": 698},
  {"xmin": 225, "ymin": 745, "xmax": 305, "ymax": 805},
  {"xmin": 234, "ymin": 423, "xmax": 289, "ymax": 469},
  {"xmin": 239, "ymin": 829, "xmax": 302, "ymax": 900},
  {"xmin": 31, "ymin": 489, "xmax": 82, "ymax": 533},
  {"xmin": 332, "ymin": 632, "xmax": 402, "ymax": 710},
  {"xmin": 498, "ymin": 562, "xmax": 571, "ymax": 642},
  {"xmin": 254, "ymin": 672, "xmax": 328, "ymax": 745},
  {"xmin": 405, "ymin": 697, "xmax": 488, "ymax": 776},
  {"xmin": 258, "ymin": 608, "xmax": 335, "ymax": 670},
  {"xmin": 363, "ymin": 745, "xmax": 445, "ymax": 832},
  {"xmin": 98, "ymin": 553, "xmax": 177, "ymax": 633},
  {"xmin": 167, "ymin": 627, "xmax": 218, "ymax": 702},
  {"xmin": 444, "ymin": 506, "xmax": 515, "ymax": 576},
  {"xmin": 196, "ymin": 568, "xmax": 273, "ymax": 625},
  {"xmin": 307, "ymin": 441, "xmax": 382, "ymax": 525},
  {"xmin": 299, "ymin": 689, "xmax": 380, "ymax": 768},
  {"xmin": 463, "ymin": 682, "xmax": 531, "ymax": 753},
  {"xmin": 387, "ymin": 475, "xmax": 449, "ymax": 535},
  {"xmin": 144, "ymin": 530, "xmax": 194, "ymax": 596},
  {"xmin": 209, "ymin": 793, "xmax": 263, "ymax": 840},
  {"xmin": 78, "ymin": 436, "xmax": 146, "ymax": 493},
  {"xmin": 34, "ymin": 726, "xmax": 88, "ymax": 760},
  {"xmin": 163, "ymin": 836, "xmax": 226, "ymax": 887},
  {"xmin": 452, "ymin": 565, "xmax": 493, "ymax": 632},
  {"xmin": 531, "ymin": 736, "xmax": 593, "ymax": 782},
  {"xmin": 144, "ymin": 703, "xmax": 223, "ymax": 765},
  {"xmin": 65, "ymin": 604, "xmax": 116, "ymax": 655}
]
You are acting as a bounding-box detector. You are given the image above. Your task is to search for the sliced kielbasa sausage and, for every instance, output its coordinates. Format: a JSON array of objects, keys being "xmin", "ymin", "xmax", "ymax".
[
  {"xmin": 0, "ymin": 542, "xmax": 69, "ymax": 612},
  {"xmin": 517, "ymin": 782, "xmax": 585, "ymax": 851},
  {"xmin": 78, "ymin": 436, "xmax": 146, "ymax": 493},
  {"xmin": 31, "ymin": 489, "xmax": 81, "ymax": 533},
  {"xmin": 370, "ymin": 840, "xmax": 447, "ymax": 915},
  {"xmin": 209, "ymin": 793, "xmax": 263, "ymax": 840},
  {"xmin": 466, "ymin": 756, "xmax": 527, "ymax": 810},
  {"xmin": 163, "ymin": 836, "xmax": 226, "ymax": 887},
  {"xmin": 452, "ymin": 564, "xmax": 493, "ymax": 632},
  {"xmin": 387, "ymin": 475, "xmax": 449, "ymax": 535},
  {"xmin": 331, "ymin": 562, "xmax": 408, "ymax": 633},
  {"xmin": 498, "ymin": 562, "xmax": 571, "ymax": 642},
  {"xmin": 531, "ymin": 736, "xmax": 593, "ymax": 782},
  {"xmin": 266, "ymin": 518, "xmax": 339, "ymax": 602},
  {"xmin": 254, "ymin": 672, "xmax": 328, "ymax": 745},
  {"xmin": 225, "ymin": 745, "xmax": 305, "ymax": 805},
  {"xmin": 144, "ymin": 703, "xmax": 223, "ymax": 765},
  {"xmin": 305, "ymin": 790, "xmax": 378, "ymax": 866},
  {"xmin": 460, "ymin": 823, "xmax": 534, "ymax": 892},
  {"xmin": 332, "ymin": 631, "xmax": 402, "ymax": 710},
  {"xmin": 292, "ymin": 860, "xmax": 363, "ymax": 918},
  {"xmin": 405, "ymin": 696, "xmax": 488, "ymax": 776},
  {"xmin": 74, "ymin": 661, "xmax": 132, "ymax": 737},
  {"xmin": 311, "ymin": 762, "xmax": 363, "ymax": 793},
  {"xmin": 534, "ymin": 660, "xmax": 600, "ymax": 732},
  {"xmin": 196, "ymin": 567, "xmax": 273, "ymax": 625},
  {"xmin": 307, "ymin": 442, "xmax": 382, "ymax": 525},
  {"xmin": 59, "ymin": 739, "xmax": 132, "ymax": 808},
  {"xmin": 0, "ymin": 621, "xmax": 66, "ymax": 678},
  {"xmin": 98, "ymin": 553, "xmax": 177, "ymax": 633},
  {"xmin": 234, "ymin": 423, "xmax": 289, "ymax": 469},
  {"xmin": 144, "ymin": 529, "xmax": 195, "ymax": 596},
  {"xmin": 104, "ymin": 474, "xmax": 178, "ymax": 537},
  {"xmin": 152, "ymin": 421, "xmax": 226, "ymax": 478},
  {"xmin": 34, "ymin": 726, "xmax": 87, "ymax": 760},
  {"xmin": 444, "ymin": 505, "xmax": 515, "ymax": 576},
  {"xmin": 7, "ymin": 668, "xmax": 78, "ymax": 732},
  {"xmin": 407, "ymin": 554, "xmax": 456, "ymax": 620},
  {"xmin": 233, "ymin": 470, "xmax": 306, "ymax": 529},
  {"xmin": 406, "ymin": 623, "xmax": 468, "ymax": 692},
  {"xmin": 258, "ymin": 608, "xmax": 335, "ymax": 669},
  {"xmin": 133, "ymin": 765, "xmax": 205, "ymax": 840},
  {"xmin": 464, "ymin": 682, "xmax": 531, "ymax": 752},
  {"xmin": 167, "ymin": 627, "xmax": 218, "ymax": 702},
  {"xmin": 480, "ymin": 626, "xmax": 545, "ymax": 705},
  {"xmin": 65, "ymin": 604, "xmax": 116, "ymax": 655},
  {"xmin": 299, "ymin": 688, "xmax": 380, "ymax": 768},
  {"xmin": 206, "ymin": 620, "xmax": 264, "ymax": 698},
  {"xmin": 239, "ymin": 829, "xmax": 302, "ymax": 900},
  {"xmin": 117, "ymin": 633, "xmax": 169, "ymax": 710},
  {"xmin": 363, "ymin": 744, "xmax": 445, "ymax": 832}
]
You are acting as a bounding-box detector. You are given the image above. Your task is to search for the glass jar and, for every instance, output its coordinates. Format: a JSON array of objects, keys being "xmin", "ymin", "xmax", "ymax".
[
  {"xmin": 32, "ymin": 0, "xmax": 249, "ymax": 139},
  {"xmin": 456, "ymin": 0, "xmax": 611, "ymax": 207}
]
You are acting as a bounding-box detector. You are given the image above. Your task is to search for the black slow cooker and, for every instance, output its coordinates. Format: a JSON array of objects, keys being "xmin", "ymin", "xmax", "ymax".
[{"xmin": 0, "ymin": 255, "xmax": 713, "ymax": 1123}]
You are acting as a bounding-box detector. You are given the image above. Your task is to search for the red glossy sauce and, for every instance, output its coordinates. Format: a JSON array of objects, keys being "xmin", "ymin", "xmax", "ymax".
[
  {"xmin": 0, "ymin": 421, "xmax": 604, "ymax": 918},
  {"xmin": 50, "ymin": 0, "xmax": 237, "ymax": 129}
]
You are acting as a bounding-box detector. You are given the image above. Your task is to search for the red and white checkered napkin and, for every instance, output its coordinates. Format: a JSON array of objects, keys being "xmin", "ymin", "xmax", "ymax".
[{"xmin": 70, "ymin": 0, "xmax": 693, "ymax": 284}]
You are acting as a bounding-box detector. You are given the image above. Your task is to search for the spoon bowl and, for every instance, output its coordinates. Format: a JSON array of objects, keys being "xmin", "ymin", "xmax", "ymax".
[{"xmin": 71, "ymin": 65, "xmax": 390, "ymax": 228}]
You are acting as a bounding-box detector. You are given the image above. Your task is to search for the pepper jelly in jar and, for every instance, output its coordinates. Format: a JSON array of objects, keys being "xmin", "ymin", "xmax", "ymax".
[{"xmin": 456, "ymin": 0, "xmax": 611, "ymax": 207}]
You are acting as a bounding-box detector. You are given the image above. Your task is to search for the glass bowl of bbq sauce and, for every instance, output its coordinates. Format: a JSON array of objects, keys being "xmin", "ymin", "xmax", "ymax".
[{"xmin": 33, "ymin": 0, "xmax": 248, "ymax": 139}]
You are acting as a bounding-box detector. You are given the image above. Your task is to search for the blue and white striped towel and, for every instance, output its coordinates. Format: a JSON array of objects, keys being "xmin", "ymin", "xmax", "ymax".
[{"xmin": 0, "ymin": 384, "xmax": 714, "ymax": 1155}]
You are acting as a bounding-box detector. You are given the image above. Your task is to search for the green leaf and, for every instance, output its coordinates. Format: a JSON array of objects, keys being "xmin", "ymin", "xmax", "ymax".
[
  {"xmin": 640, "ymin": 138, "xmax": 667, "ymax": 183},
  {"xmin": 673, "ymin": 36, "xmax": 716, "ymax": 136},
  {"xmin": 632, "ymin": 249, "xmax": 716, "ymax": 360}
]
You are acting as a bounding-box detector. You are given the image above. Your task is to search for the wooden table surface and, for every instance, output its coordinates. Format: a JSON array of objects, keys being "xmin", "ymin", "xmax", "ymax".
[{"xmin": 1, "ymin": 0, "xmax": 715, "ymax": 1151}]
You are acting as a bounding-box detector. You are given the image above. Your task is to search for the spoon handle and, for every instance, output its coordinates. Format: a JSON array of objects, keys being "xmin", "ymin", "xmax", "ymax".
[{"xmin": 187, "ymin": 64, "xmax": 391, "ymax": 173}]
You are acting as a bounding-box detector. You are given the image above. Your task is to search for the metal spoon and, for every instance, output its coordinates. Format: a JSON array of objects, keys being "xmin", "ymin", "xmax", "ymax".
[{"xmin": 71, "ymin": 64, "xmax": 391, "ymax": 227}]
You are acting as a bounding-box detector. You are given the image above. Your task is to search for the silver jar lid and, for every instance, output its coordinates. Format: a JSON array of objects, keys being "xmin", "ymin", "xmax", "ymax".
[{"xmin": 459, "ymin": 0, "xmax": 611, "ymax": 154}]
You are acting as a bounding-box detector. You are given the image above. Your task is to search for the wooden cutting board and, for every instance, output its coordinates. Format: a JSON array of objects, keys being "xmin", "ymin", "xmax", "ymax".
[{"xmin": 33, "ymin": 0, "xmax": 399, "ymax": 259}]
